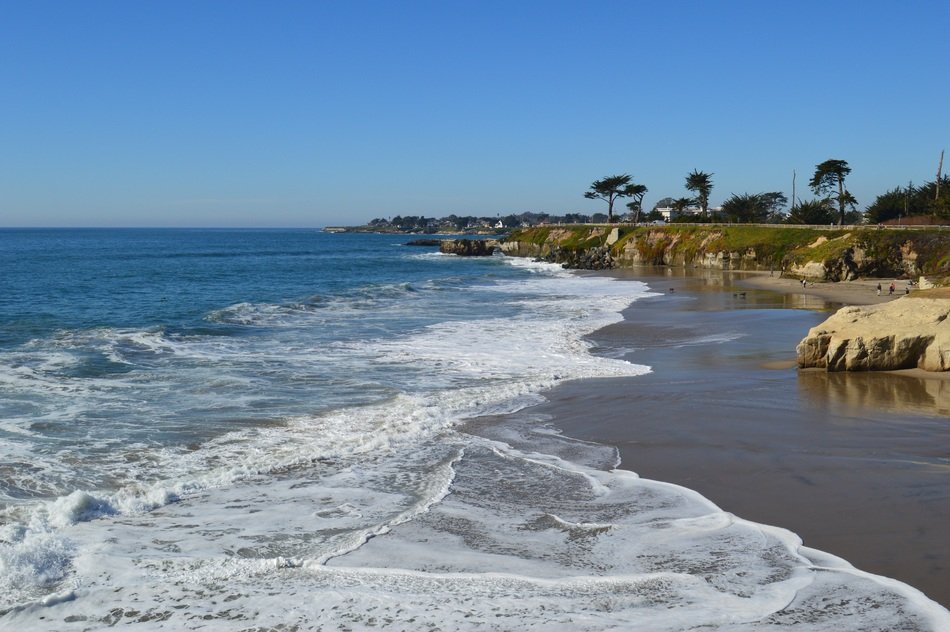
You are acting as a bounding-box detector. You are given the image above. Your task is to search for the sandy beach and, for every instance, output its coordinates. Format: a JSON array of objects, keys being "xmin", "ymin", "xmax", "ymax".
[
  {"xmin": 737, "ymin": 270, "xmax": 921, "ymax": 306},
  {"xmin": 485, "ymin": 267, "xmax": 950, "ymax": 606}
]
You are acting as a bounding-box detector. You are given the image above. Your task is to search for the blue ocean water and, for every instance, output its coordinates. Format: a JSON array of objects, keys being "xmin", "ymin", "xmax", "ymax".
[
  {"xmin": 0, "ymin": 230, "xmax": 537, "ymax": 458},
  {"xmin": 0, "ymin": 229, "xmax": 946, "ymax": 630}
]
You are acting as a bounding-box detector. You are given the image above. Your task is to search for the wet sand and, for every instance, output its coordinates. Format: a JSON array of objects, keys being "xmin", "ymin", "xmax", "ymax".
[{"xmin": 519, "ymin": 268, "xmax": 950, "ymax": 605}]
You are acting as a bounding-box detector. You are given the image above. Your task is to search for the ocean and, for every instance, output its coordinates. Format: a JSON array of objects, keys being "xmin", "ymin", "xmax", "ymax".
[{"xmin": 0, "ymin": 228, "xmax": 946, "ymax": 630}]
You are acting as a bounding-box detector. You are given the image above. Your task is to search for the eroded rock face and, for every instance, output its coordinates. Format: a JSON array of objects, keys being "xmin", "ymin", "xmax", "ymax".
[
  {"xmin": 439, "ymin": 239, "xmax": 498, "ymax": 256},
  {"xmin": 797, "ymin": 298, "xmax": 950, "ymax": 372}
]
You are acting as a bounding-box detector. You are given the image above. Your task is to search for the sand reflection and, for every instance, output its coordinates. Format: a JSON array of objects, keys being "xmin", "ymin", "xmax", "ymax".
[{"xmin": 798, "ymin": 369, "xmax": 950, "ymax": 418}]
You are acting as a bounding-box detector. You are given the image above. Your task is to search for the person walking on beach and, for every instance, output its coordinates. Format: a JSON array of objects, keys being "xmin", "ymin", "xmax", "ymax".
[
  {"xmin": 801, "ymin": 278, "xmax": 807, "ymax": 289},
  {"xmin": 877, "ymin": 283, "xmax": 882, "ymax": 296},
  {"xmin": 889, "ymin": 281, "xmax": 895, "ymax": 295}
]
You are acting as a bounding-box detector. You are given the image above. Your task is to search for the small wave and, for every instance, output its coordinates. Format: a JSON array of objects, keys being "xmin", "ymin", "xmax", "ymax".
[
  {"xmin": 673, "ymin": 332, "xmax": 746, "ymax": 348},
  {"xmin": 206, "ymin": 282, "xmax": 423, "ymax": 327},
  {"xmin": 0, "ymin": 525, "xmax": 76, "ymax": 599},
  {"xmin": 407, "ymin": 251, "xmax": 454, "ymax": 259},
  {"xmin": 501, "ymin": 256, "xmax": 569, "ymax": 275},
  {"xmin": 47, "ymin": 491, "xmax": 118, "ymax": 529}
]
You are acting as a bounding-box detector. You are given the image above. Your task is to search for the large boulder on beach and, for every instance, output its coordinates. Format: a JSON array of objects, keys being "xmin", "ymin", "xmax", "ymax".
[{"xmin": 796, "ymin": 295, "xmax": 950, "ymax": 372}]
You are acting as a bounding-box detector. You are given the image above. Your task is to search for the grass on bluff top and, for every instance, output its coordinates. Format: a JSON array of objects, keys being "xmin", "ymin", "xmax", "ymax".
[
  {"xmin": 506, "ymin": 225, "xmax": 950, "ymax": 275},
  {"xmin": 508, "ymin": 225, "xmax": 614, "ymax": 250},
  {"xmin": 611, "ymin": 225, "xmax": 842, "ymax": 265},
  {"xmin": 786, "ymin": 232, "xmax": 856, "ymax": 264}
]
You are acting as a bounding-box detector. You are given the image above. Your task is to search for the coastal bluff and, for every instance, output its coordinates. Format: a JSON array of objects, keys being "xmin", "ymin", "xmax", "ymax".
[
  {"xmin": 501, "ymin": 225, "xmax": 950, "ymax": 282},
  {"xmin": 796, "ymin": 293, "xmax": 950, "ymax": 372}
]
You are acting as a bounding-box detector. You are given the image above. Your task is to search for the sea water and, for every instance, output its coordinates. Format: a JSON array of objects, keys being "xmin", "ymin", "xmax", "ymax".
[{"xmin": 0, "ymin": 229, "xmax": 946, "ymax": 630}]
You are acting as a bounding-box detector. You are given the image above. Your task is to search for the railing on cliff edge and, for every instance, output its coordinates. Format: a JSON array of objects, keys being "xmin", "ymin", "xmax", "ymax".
[{"xmin": 527, "ymin": 222, "xmax": 949, "ymax": 231}]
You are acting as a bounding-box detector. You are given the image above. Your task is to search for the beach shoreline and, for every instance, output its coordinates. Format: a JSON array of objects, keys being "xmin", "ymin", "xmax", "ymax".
[
  {"xmin": 734, "ymin": 269, "xmax": 920, "ymax": 306},
  {"xmin": 489, "ymin": 266, "xmax": 950, "ymax": 606}
]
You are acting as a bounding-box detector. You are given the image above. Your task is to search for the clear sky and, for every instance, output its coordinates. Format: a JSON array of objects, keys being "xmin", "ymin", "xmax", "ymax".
[{"xmin": 1, "ymin": 0, "xmax": 947, "ymax": 227}]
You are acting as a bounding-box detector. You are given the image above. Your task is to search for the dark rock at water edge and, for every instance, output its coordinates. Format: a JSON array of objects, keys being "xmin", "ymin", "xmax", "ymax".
[
  {"xmin": 405, "ymin": 239, "xmax": 443, "ymax": 246},
  {"xmin": 439, "ymin": 239, "xmax": 499, "ymax": 256},
  {"xmin": 537, "ymin": 245, "xmax": 614, "ymax": 270}
]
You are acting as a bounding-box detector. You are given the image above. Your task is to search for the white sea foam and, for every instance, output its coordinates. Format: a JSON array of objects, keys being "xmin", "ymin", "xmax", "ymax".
[
  {"xmin": 407, "ymin": 250, "xmax": 453, "ymax": 259},
  {"xmin": 2, "ymin": 253, "xmax": 947, "ymax": 628},
  {"xmin": 674, "ymin": 331, "xmax": 746, "ymax": 347},
  {"xmin": 6, "ymin": 427, "xmax": 942, "ymax": 630}
]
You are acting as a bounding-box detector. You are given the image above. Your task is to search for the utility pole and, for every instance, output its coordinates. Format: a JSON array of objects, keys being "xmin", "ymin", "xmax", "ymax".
[
  {"xmin": 791, "ymin": 170, "xmax": 796, "ymax": 210},
  {"xmin": 936, "ymin": 150, "xmax": 944, "ymax": 202}
]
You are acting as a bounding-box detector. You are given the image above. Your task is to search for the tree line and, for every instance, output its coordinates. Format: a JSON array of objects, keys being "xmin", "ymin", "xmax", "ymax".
[
  {"xmin": 367, "ymin": 211, "xmax": 608, "ymax": 232},
  {"xmin": 365, "ymin": 157, "xmax": 949, "ymax": 232},
  {"xmin": 586, "ymin": 157, "xmax": 950, "ymax": 225}
]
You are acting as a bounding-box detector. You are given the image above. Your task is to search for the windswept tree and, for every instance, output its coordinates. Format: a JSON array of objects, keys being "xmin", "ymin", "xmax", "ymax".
[
  {"xmin": 623, "ymin": 183, "xmax": 649, "ymax": 224},
  {"xmin": 584, "ymin": 174, "xmax": 644, "ymax": 223},
  {"xmin": 809, "ymin": 159, "xmax": 852, "ymax": 225},
  {"xmin": 672, "ymin": 197, "xmax": 694, "ymax": 216},
  {"xmin": 864, "ymin": 177, "xmax": 950, "ymax": 223},
  {"xmin": 784, "ymin": 199, "xmax": 835, "ymax": 225},
  {"xmin": 759, "ymin": 192, "xmax": 789, "ymax": 222},
  {"xmin": 918, "ymin": 177, "xmax": 950, "ymax": 218},
  {"xmin": 721, "ymin": 193, "xmax": 770, "ymax": 223},
  {"xmin": 840, "ymin": 190, "xmax": 859, "ymax": 220},
  {"xmin": 865, "ymin": 186, "xmax": 910, "ymax": 223},
  {"xmin": 685, "ymin": 170, "xmax": 714, "ymax": 218}
]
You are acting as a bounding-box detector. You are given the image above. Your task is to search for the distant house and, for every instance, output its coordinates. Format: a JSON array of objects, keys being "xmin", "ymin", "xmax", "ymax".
[
  {"xmin": 654, "ymin": 205, "xmax": 719, "ymax": 222},
  {"xmin": 654, "ymin": 206, "xmax": 700, "ymax": 221}
]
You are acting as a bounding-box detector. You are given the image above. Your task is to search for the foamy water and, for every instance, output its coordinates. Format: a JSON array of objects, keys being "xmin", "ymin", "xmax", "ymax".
[{"xmin": 0, "ymin": 229, "xmax": 946, "ymax": 630}]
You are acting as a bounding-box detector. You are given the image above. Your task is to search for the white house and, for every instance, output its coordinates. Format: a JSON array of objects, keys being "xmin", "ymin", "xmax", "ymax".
[
  {"xmin": 654, "ymin": 206, "xmax": 701, "ymax": 221},
  {"xmin": 654, "ymin": 205, "xmax": 721, "ymax": 222}
]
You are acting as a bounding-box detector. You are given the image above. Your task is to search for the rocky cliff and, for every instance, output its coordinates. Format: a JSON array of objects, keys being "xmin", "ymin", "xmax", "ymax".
[
  {"xmin": 501, "ymin": 225, "xmax": 950, "ymax": 282},
  {"xmin": 796, "ymin": 292, "xmax": 950, "ymax": 372},
  {"xmin": 439, "ymin": 239, "xmax": 499, "ymax": 256}
]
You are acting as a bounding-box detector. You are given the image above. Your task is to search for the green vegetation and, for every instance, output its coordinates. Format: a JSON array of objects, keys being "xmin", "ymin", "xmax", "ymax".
[
  {"xmin": 865, "ymin": 177, "xmax": 950, "ymax": 223},
  {"xmin": 583, "ymin": 174, "xmax": 646, "ymax": 223},
  {"xmin": 344, "ymin": 153, "xmax": 950, "ymax": 233},
  {"xmin": 853, "ymin": 229, "xmax": 950, "ymax": 275},
  {"xmin": 720, "ymin": 192, "xmax": 787, "ymax": 223},
  {"xmin": 355, "ymin": 211, "xmax": 602, "ymax": 234},
  {"xmin": 507, "ymin": 225, "xmax": 613, "ymax": 250},
  {"xmin": 809, "ymin": 159, "xmax": 853, "ymax": 226},
  {"xmin": 505, "ymin": 224, "xmax": 950, "ymax": 278},
  {"xmin": 785, "ymin": 233, "xmax": 853, "ymax": 266},
  {"xmin": 623, "ymin": 183, "xmax": 649, "ymax": 225},
  {"xmin": 785, "ymin": 199, "xmax": 836, "ymax": 225},
  {"xmin": 684, "ymin": 170, "xmax": 714, "ymax": 218}
]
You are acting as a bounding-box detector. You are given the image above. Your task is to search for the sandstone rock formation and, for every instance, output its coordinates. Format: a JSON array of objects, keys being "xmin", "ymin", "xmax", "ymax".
[{"xmin": 797, "ymin": 296, "xmax": 950, "ymax": 372}]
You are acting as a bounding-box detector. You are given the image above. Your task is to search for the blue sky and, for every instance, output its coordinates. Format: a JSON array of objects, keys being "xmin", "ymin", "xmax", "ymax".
[{"xmin": 1, "ymin": 0, "xmax": 947, "ymax": 227}]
